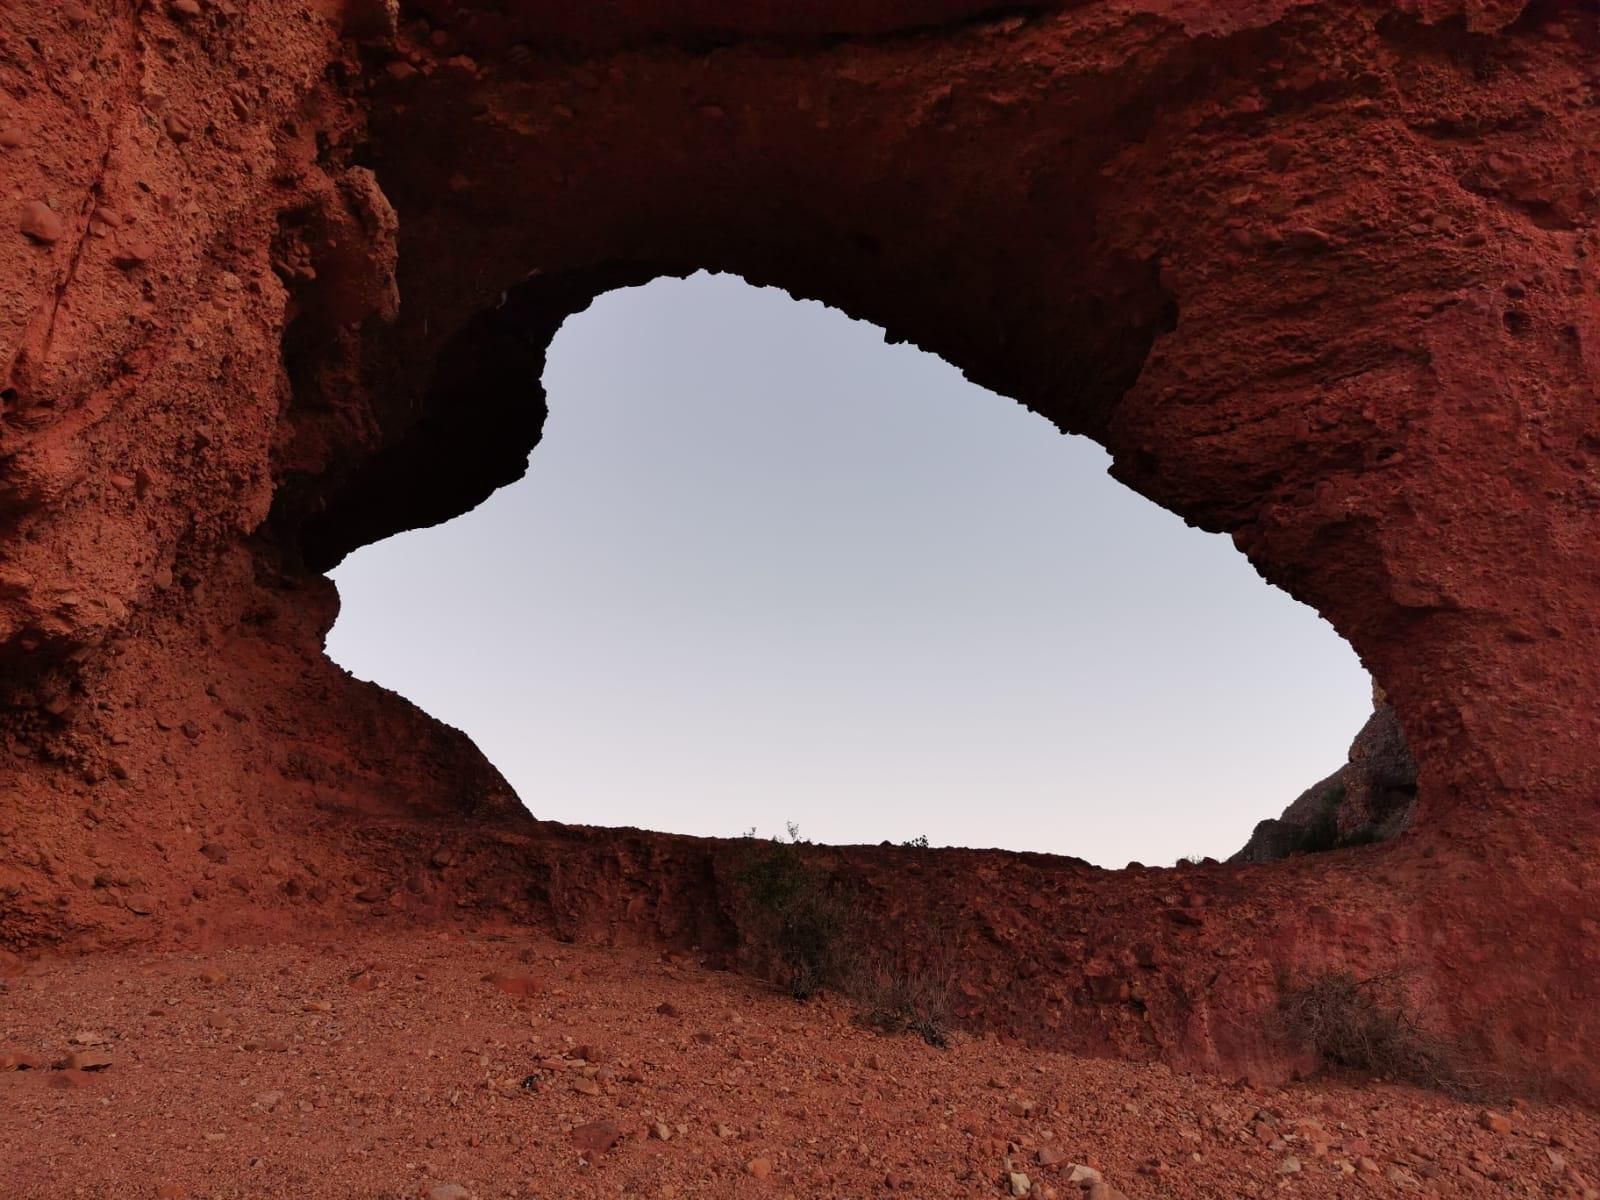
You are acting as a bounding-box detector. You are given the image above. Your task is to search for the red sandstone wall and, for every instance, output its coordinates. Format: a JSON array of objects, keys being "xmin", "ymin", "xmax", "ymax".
[{"xmin": 1, "ymin": 0, "xmax": 1596, "ymax": 1097}]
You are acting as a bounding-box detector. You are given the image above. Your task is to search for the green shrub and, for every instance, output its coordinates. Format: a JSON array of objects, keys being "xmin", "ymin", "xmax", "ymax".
[
  {"xmin": 732, "ymin": 825, "xmax": 955, "ymax": 1046},
  {"xmin": 734, "ymin": 827, "xmax": 856, "ymax": 1000}
]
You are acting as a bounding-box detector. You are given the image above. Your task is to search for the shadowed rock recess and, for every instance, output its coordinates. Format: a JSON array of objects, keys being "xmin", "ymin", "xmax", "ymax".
[{"xmin": 1, "ymin": 0, "xmax": 1596, "ymax": 1097}]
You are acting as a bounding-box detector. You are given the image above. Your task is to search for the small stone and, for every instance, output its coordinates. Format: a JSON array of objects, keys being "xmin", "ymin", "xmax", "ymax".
[
  {"xmin": 253, "ymin": 1090, "xmax": 283, "ymax": 1111},
  {"xmin": 571, "ymin": 1119, "xmax": 624, "ymax": 1160},
  {"xmin": 20, "ymin": 201, "xmax": 64, "ymax": 244},
  {"xmin": 651, "ymin": 1121, "xmax": 672, "ymax": 1141},
  {"xmin": 427, "ymin": 1187, "xmax": 470, "ymax": 1200},
  {"xmin": 112, "ymin": 241, "xmax": 155, "ymax": 269},
  {"xmin": 570, "ymin": 1077, "xmax": 601, "ymax": 1096},
  {"xmin": 1036, "ymin": 1145, "xmax": 1067, "ymax": 1167},
  {"xmin": 656, "ymin": 1001, "xmax": 680, "ymax": 1017},
  {"xmin": 64, "ymin": 1049, "xmax": 112, "ymax": 1071},
  {"xmin": 163, "ymin": 113, "xmax": 192, "ymax": 143},
  {"xmin": 199, "ymin": 843, "xmax": 228, "ymax": 863},
  {"xmin": 1009, "ymin": 1172, "xmax": 1032, "ymax": 1197},
  {"xmin": 1278, "ymin": 1156, "xmax": 1302, "ymax": 1176},
  {"xmin": 302, "ymin": 1000, "xmax": 333, "ymax": 1013},
  {"xmin": 0, "ymin": 127, "xmax": 26, "ymax": 149},
  {"xmin": 198, "ymin": 967, "xmax": 227, "ymax": 984},
  {"xmin": 745, "ymin": 1158, "xmax": 773, "ymax": 1179},
  {"xmin": 482, "ymin": 971, "xmax": 543, "ymax": 997},
  {"xmin": 1479, "ymin": 1109, "xmax": 1512, "ymax": 1134},
  {"xmin": 1285, "ymin": 225, "xmax": 1335, "ymax": 251},
  {"xmin": 169, "ymin": 0, "xmax": 202, "ymax": 16},
  {"xmin": 1065, "ymin": 1165, "xmax": 1102, "ymax": 1185}
]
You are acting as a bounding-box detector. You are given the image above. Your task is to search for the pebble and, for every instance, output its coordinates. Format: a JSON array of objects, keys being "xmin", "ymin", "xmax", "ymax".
[
  {"xmin": 0, "ymin": 127, "xmax": 26, "ymax": 149},
  {"xmin": 571, "ymin": 1120, "xmax": 623, "ymax": 1160},
  {"xmin": 1479, "ymin": 1109, "xmax": 1512, "ymax": 1134},
  {"xmin": 1064, "ymin": 1164, "xmax": 1101, "ymax": 1185},
  {"xmin": 169, "ymin": 0, "xmax": 203, "ymax": 16},
  {"xmin": 1278, "ymin": 1155, "xmax": 1302, "ymax": 1175},
  {"xmin": 1386, "ymin": 1165, "xmax": 1419, "ymax": 1188},
  {"xmin": 20, "ymin": 201, "xmax": 64, "ymax": 244},
  {"xmin": 113, "ymin": 241, "xmax": 156, "ymax": 269},
  {"xmin": 482, "ymin": 972, "xmax": 543, "ymax": 997},
  {"xmin": 253, "ymin": 1090, "xmax": 283, "ymax": 1111},
  {"xmin": 65, "ymin": 1049, "xmax": 112, "ymax": 1071},
  {"xmin": 746, "ymin": 1157, "xmax": 773, "ymax": 1179},
  {"xmin": 1008, "ymin": 1171, "xmax": 1032, "ymax": 1197}
]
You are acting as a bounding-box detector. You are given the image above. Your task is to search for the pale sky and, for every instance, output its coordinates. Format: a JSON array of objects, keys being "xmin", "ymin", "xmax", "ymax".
[{"xmin": 326, "ymin": 272, "xmax": 1371, "ymax": 867}]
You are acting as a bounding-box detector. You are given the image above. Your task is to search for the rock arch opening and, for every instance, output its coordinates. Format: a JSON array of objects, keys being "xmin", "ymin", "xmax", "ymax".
[
  {"xmin": 1, "ymin": 0, "xmax": 1595, "ymax": 1099},
  {"xmin": 324, "ymin": 272, "xmax": 1374, "ymax": 867}
]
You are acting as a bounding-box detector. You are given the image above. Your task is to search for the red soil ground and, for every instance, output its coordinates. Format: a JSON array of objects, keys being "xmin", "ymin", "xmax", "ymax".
[{"xmin": 2, "ymin": 927, "xmax": 1596, "ymax": 1200}]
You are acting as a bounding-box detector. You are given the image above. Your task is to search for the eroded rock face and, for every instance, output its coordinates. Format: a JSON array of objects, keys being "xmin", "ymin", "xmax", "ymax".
[{"xmin": 0, "ymin": 0, "xmax": 1596, "ymax": 1096}]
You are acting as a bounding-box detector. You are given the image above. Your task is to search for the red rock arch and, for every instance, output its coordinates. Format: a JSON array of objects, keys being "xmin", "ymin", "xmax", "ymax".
[{"xmin": 0, "ymin": 0, "xmax": 1595, "ymax": 1094}]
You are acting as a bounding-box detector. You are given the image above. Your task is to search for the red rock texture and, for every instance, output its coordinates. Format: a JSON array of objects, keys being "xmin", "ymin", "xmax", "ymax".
[{"xmin": 1, "ymin": 0, "xmax": 1597, "ymax": 1101}]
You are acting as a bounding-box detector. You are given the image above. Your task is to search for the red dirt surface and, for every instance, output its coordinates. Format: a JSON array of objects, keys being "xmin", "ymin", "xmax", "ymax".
[
  {"xmin": 3, "ymin": 927, "xmax": 1597, "ymax": 1199},
  {"xmin": 2, "ymin": 0, "xmax": 1598, "ymax": 1105}
]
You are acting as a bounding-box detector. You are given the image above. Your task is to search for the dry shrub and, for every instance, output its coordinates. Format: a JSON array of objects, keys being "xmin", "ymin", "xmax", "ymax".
[
  {"xmin": 848, "ymin": 929, "xmax": 955, "ymax": 1048},
  {"xmin": 1278, "ymin": 970, "xmax": 1479, "ymax": 1095}
]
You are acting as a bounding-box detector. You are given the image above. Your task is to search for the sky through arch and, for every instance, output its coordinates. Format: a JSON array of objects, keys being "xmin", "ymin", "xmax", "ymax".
[{"xmin": 326, "ymin": 272, "xmax": 1372, "ymax": 867}]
